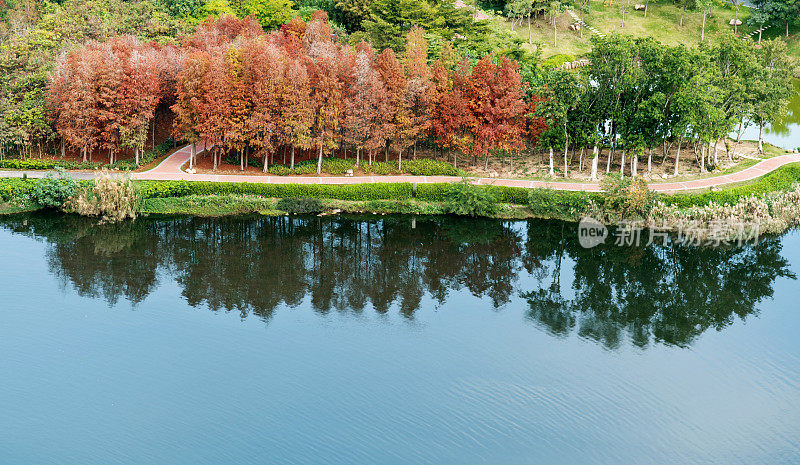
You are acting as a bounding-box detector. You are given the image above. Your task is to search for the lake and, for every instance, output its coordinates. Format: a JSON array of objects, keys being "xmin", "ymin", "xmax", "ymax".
[
  {"xmin": 1, "ymin": 213, "xmax": 799, "ymax": 464},
  {"xmin": 741, "ymin": 78, "xmax": 800, "ymax": 151}
]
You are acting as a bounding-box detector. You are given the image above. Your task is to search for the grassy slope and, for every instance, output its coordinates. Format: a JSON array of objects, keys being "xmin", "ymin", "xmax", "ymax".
[{"xmin": 493, "ymin": 2, "xmax": 795, "ymax": 60}]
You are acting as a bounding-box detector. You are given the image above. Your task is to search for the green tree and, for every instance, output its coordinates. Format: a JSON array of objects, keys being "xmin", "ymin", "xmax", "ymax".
[
  {"xmin": 235, "ymin": 0, "xmax": 298, "ymax": 29},
  {"xmin": 363, "ymin": 0, "xmax": 476, "ymax": 51},
  {"xmin": 753, "ymin": 0, "xmax": 800, "ymax": 37}
]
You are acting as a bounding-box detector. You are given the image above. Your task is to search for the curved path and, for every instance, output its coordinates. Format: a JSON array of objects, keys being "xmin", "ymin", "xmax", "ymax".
[{"xmin": 3, "ymin": 143, "xmax": 800, "ymax": 193}]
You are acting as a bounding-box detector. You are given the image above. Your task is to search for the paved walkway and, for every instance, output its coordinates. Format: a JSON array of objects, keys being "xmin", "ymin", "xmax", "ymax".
[{"xmin": 2, "ymin": 143, "xmax": 800, "ymax": 193}]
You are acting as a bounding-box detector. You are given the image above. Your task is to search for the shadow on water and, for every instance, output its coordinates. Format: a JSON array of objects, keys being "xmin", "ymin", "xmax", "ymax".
[{"xmin": 1, "ymin": 212, "xmax": 794, "ymax": 349}]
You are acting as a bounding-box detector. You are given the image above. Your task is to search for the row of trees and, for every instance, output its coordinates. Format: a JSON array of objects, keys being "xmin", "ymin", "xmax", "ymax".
[
  {"xmin": 532, "ymin": 34, "xmax": 792, "ymax": 178},
  {"xmin": 49, "ymin": 14, "xmax": 536, "ymax": 173},
  {"xmin": 33, "ymin": 10, "xmax": 799, "ymax": 177}
]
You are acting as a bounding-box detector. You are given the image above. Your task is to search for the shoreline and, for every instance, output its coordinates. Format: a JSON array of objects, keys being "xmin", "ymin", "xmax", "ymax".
[{"xmin": 3, "ymin": 161, "xmax": 800, "ymax": 239}]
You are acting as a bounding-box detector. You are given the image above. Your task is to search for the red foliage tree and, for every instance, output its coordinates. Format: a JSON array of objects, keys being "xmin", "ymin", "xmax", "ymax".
[
  {"xmin": 343, "ymin": 43, "xmax": 390, "ymax": 167},
  {"xmin": 402, "ymin": 27, "xmax": 437, "ymax": 161}
]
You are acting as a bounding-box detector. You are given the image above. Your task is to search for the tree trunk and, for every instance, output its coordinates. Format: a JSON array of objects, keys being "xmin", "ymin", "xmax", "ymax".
[
  {"xmin": 606, "ymin": 146, "xmax": 612, "ymax": 174},
  {"xmin": 290, "ymin": 146, "xmax": 295, "ymax": 170},
  {"xmin": 398, "ymin": 148, "xmax": 403, "ymax": 171},
  {"xmin": 713, "ymin": 140, "xmax": 719, "ymax": 166},
  {"xmin": 83, "ymin": 146, "xmax": 87, "ymax": 163},
  {"xmin": 758, "ymin": 123, "xmax": 764, "ymax": 153},
  {"xmin": 700, "ymin": 144, "xmax": 706, "ymax": 173},
  {"xmin": 60, "ymin": 140, "xmax": 65, "ymax": 158},
  {"xmin": 674, "ymin": 137, "xmax": 682, "ymax": 176},
  {"xmin": 528, "ymin": 13, "xmax": 532, "ymax": 44},
  {"xmin": 647, "ymin": 148, "xmax": 652, "ymax": 174},
  {"xmin": 620, "ymin": 150, "xmax": 625, "ymax": 175},
  {"xmin": 190, "ymin": 142, "xmax": 196, "ymax": 169},
  {"xmin": 549, "ymin": 147, "xmax": 554, "ymax": 176},
  {"xmin": 680, "ymin": 6, "xmax": 685, "ymax": 27},
  {"xmin": 701, "ymin": 10, "xmax": 707, "ymax": 42},
  {"xmin": 590, "ymin": 146, "xmax": 599, "ymax": 180},
  {"xmin": 632, "ymin": 152, "xmax": 637, "ymax": 178},
  {"xmin": 240, "ymin": 148, "xmax": 244, "ymax": 171},
  {"xmin": 579, "ymin": 147, "xmax": 584, "ymax": 172},
  {"xmin": 356, "ymin": 147, "xmax": 360, "ymax": 168},
  {"xmin": 644, "ymin": 0, "xmax": 649, "ymax": 17},
  {"xmin": 484, "ymin": 151, "xmax": 489, "ymax": 171},
  {"xmin": 317, "ymin": 145, "xmax": 323, "ymax": 174},
  {"xmin": 734, "ymin": 6, "xmax": 739, "ymax": 34},
  {"xmin": 413, "ymin": 142, "xmax": 417, "ymax": 160},
  {"xmin": 563, "ymin": 141, "xmax": 569, "ymax": 176},
  {"xmin": 554, "ymin": 17, "xmax": 558, "ymax": 47}
]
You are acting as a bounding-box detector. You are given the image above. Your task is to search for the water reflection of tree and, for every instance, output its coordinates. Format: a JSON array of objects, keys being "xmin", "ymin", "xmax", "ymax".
[
  {"xmin": 522, "ymin": 224, "xmax": 795, "ymax": 348},
  {"xmin": 1, "ymin": 214, "xmax": 793, "ymax": 348}
]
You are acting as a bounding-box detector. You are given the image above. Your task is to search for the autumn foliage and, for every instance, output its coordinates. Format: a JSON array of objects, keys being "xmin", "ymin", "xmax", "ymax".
[{"xmin": 47, "ymin": 15, "xmax": 538, "ymax": 171}]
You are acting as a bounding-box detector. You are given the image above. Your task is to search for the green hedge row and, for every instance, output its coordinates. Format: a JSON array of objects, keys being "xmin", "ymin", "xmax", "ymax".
[
  {"xmin": 0, "ymin": 178, "xmax": 38, "ymax": 201},
  {"xmin": 663, "ymin": 164, "xmax": 800, "ymax": 208},
  {"xmin": 416, "ymin": 183, "xmax": 530, "ymax": 205},
  {"xmin": 140, "ymin": 180, "xmax": 415, "ymax": 201},
  {"xmin": 0, "ymin": 158, "xmax": 102, "ymax": 170}
]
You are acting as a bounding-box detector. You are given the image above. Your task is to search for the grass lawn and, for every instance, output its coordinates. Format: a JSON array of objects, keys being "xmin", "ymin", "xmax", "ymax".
[{"xmin": 487, "ymin": 2, "xmax": 783, "ymax": 60}]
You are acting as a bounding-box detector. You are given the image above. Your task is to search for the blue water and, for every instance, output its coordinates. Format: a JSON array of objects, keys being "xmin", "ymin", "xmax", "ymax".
[{"xmin": 1, "ymin": 214, "xmax": 799, "ymax": 464}]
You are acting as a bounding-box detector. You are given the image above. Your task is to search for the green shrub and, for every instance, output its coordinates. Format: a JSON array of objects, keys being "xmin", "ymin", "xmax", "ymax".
[
  {"xmin": 664, "ymin": 164, "xmax": 800, "ymax": 208},
  {"xmin": 527, "ymin": 188, "xmax": 598, "ymax": 218},
  {"xmin": 139, "ymin": 180, "xmax": 192, "ymax": 199},
  {"xmin": 268, "ymin": 164, "xmax": 293, "ymax": 175},
  {"xmin": 365, "ymin": 162, "xmax": 400, "ymax": 175},
  {"xmin": 401, "ymin": 159, "xmax": 460, "ymax": 176},
  {"xmin": 0, "ymin": 158, "xmax": 101, "ymax": 170},
  {"xmin": 161, "ymin": 180, "xmax": 415, "ymax": 201},
  {"xmin": 321, "ymin": 158, "xmax": 355, "ymax": 175},
  {"xmin": 292, "ymin": 161, "xmax": 318, "ymax": 174},
  {"xmin": 276, "ymin": 197, "xmax": 324, "ymax": 213},
  {"xmin": 28, "ymin": 168, "xmax": 80, "ymax": 208},
  {"xmin": 443, "ymin": 180, "xmax": 499, "ymax": 217},
  {"xmin": 542, "ymin": 53, "xmax": 576, "ymax": 69},
  {"xmin": 0, "ymin": 178, "xmax": 37, "ymax": 201},
  {"xmin": 622, "ymin": 178, "xmax": 658, "ymax": 218}
]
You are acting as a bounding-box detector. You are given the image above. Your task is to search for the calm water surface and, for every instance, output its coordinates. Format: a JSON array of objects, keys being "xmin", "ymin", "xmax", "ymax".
[{"xmin": 1, "ymin": 214, "xmax": 799, "ymax": 464}]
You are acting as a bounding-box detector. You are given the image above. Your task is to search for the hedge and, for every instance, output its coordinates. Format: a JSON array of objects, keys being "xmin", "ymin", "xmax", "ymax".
[
  {"xmin": 141, "ymin": 180, "xmax": 414, "ymax": 201},
  {"xmin": 0, "ymin": 178, "xmax": 37, "ymax": 201},
  {"xmin": 416, "ymin": 183, "xmax": 530, "ymax": 204},
  {"xmin": 663, "ymin": 163, "xmax": 800, "ymax": 208}
]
